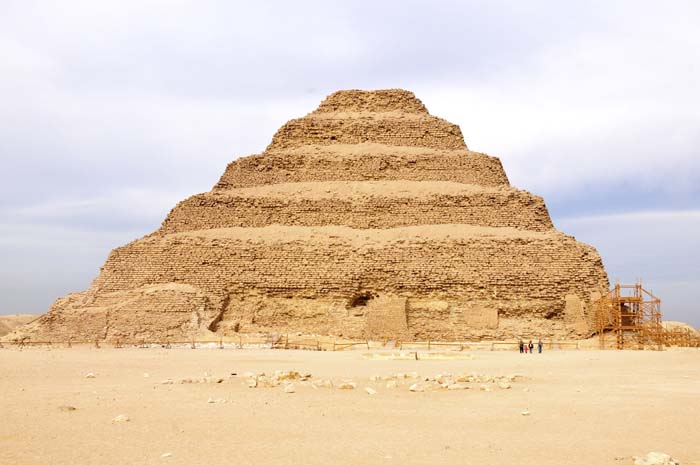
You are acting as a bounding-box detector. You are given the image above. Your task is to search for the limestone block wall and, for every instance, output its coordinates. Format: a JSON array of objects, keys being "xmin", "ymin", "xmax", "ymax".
[
  {"xmin": 314, "ymin": 89, "xmax": 429, "ymax": 114},
  {"xmin": 267, "ymin": 114, "xmax": 466, "ymax": 151},
  {"xmin": 158, "ymin": 185, "xmax": 553, "ymax": 234},
  {"xmin": 214, "ymin": 148, "xmax": 510, "ymax": 189},
  {"xmin": 17, "ymin": 284, "xmax": 218, "ymax": 342},
  {"xmin": 63, "ymin": 225, "xmax": 609, "ymax": 340},
  {"xmin": 94, "ymin": 228, "xmax": 606, "ymax": 302}
]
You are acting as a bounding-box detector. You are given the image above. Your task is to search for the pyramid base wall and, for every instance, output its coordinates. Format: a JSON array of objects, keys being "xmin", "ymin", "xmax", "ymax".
[{"xmin": 7, "ymin": 226, "xmax": 607, "ymax": 344}]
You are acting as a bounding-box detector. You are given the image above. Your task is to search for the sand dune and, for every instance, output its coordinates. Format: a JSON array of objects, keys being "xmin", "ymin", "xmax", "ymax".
[{"xmin": 0, "ymin": 314, "xmax": 37, "ymax": 337}]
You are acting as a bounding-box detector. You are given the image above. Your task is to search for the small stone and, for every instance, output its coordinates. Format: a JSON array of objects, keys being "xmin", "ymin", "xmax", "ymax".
[
  {"xmin": 161, "ymin": 452, "xmax": 172, "ymax": 458},
  {"xmin": 409, "ymin": 383, "xmax": 424, "ymax": 392},
  {"xmin": 207, "ymin": 397, "xmax": 216, "ymax": 403},
  {"xmin": 160, "ymin": 379, "xmax": 174, "ymax": 385},
  {"xmin": 112, "ymin": 414, "xmax": 130, "ymax": 423},
  {"xmin": 247, "ymin": 378, "xmax": 258, "ymax": 388},
  {"xmin": 521, "ymin": 410, "xmax": 530, "ymax": 416},
  {"xmin": 312, "ymin": 379, "xmax": 333, "ymax": 389},
  {"xmin": 497, "ymin": 381, "xmax": 511, "ymax": 390},
  {"xmin": 447, "ymin": 383, "xmax": 470, "ymax": 390},
  {"xmin": 85, "ymin": 373, "xmax": 96, "ymax": 379},
  {"xmin": 275, "ymin": 370, "xmax": 301, "ymax": 381},
  {"xmin": 284, "ymin": 383, "xmax": 296, "ymax": 393},
  {"xmin": 385, "ymin": 380, "xmax": 398, "ymax": 389},
  {"xmin": 479, "ymin": 385, "xmax": 491, "ymax": 392},
  {"xmin": 365, "ymin": 387, "xmax": 377, "ymax": 395},
  {"xmin": 58, "ymin": 405, "xmax": 77, "ymax": 412},
  {"xmin": 406, "ymin": 371, "xmax": 419, "ymax": 379},
  {"xmin": 337, "ymin": 382, "xmax": 356, "ymax": 390},
  {"xmin": 143, "ymin": 373, "xmax": 150, "ymax": 378}
]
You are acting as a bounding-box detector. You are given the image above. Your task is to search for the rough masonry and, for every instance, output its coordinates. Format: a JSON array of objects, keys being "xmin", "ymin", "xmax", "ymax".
[{"xmin": 9, "ymin": 89, "xmax": 609, "ymax": 342}]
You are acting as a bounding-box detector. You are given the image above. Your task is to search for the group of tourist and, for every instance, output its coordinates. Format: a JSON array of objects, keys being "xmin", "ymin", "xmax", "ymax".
[{"xmin": 519, "ymin": 339, "xmax": 543, "ymax": 354}]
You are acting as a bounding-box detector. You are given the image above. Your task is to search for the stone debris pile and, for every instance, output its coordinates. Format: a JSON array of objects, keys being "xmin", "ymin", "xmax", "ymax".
[
  {"xmin": 633, "ymin": 452, "xmax": 680, "ymax": 465},
  {"xmin": 234, "ymin": 370, "xmax": 522, "ymax": 394},
  {"xmin": 243, "ymin": 370, "xmax": 312, "ymax": 389},
  {"xmin": 371, "ymin": 372, "xmax": 520, "ymax": 393}
]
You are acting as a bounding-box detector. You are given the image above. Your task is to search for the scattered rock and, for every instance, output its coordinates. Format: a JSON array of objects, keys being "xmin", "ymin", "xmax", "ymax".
[
  {"xmin": 160, "ymin": 379, "xmax": 174, "ymax": 385},
  {"xmin": 311, "ymin": 379, "xmax": 333, "ymax": 389},
  {"xmin": 161, "ymin": 452, "xmax": 172, "ymax": 458},
  {"xmin": 207, "ymin": 397, "xmax": 216, "ymax": 403},
  {"xmin": 112, "ymin": 414, "xmax": 130, "ymax": 423},
  {"xmin": 365, "ymin": 387, "xmax": 377, "ymax": 395},
  {"xmin": 447, "ymin": 383, "xmax": 470, "ymax": 390},
  {"xmin": 58, "ymin": 405, "xmax": 77, "ymax": 412},
  {"xmin": 385, "ymin": 380, "xmax": 398, "ymax": 389},
  {"xmin": 479, "ymin": 385, "xmax": 492, "ymax": 392},
  {"xmin": 85, "ymin": 373, "xmax": 96, "ymax": 379},
  {"xmin": 409, "ymin": 383, "xmax": 424, "ymax": 392},
  {"xmin": 521, "ymin": 410, "xmax": 530, "ymax": 416},
  {"xmin": 246, "ymin": 378, "xmax": 258, "ymax": 388},
  {"xmin": 497, "ymin": 381, "xmax": 511, "ymax": 390},
  {"xmin": 337, "ymin": 381, "xmax": 357, "ymax": 390},
  {"xmin": 633, "ymin": 452, "xmax": 680, "ymax": 465},
  {"xmin": 274, "ymin": 370, "xmax": 300, "ymax": 381},
  {"xmin": 284, "ymin": 383, "xmax": 296, "ymax": 393}
]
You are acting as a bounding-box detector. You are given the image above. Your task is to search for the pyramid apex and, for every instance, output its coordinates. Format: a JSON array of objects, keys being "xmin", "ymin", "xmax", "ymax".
[{"xmin": 314, "ymin": 89, "xmax": 429, "ymax": 114}]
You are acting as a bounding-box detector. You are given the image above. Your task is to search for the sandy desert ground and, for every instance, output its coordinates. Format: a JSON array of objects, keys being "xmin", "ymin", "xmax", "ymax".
[{"xmin": 1, "ymin": 347, "xmax": 698, "ymax": 465}]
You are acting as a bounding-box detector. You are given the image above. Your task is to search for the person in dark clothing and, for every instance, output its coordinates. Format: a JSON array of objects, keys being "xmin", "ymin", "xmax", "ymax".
[
  {"xmin": 528, "ymin": 340, "xmax": 534, "ymax": 354},
  {"xmin": 519, "ymin": 339, "xmax": 524, "ymax": 353},
  {"xmin": 537, "ymin": 339, "xmax": 543, "ymax": 353}
]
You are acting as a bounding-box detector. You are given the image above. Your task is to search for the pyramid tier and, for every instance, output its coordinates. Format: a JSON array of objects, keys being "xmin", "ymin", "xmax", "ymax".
[
  {"xmin": 15, "ymin": 225, "xmax": 606, "ymax": 341},
  {"xmin": 267, "ymin": 112, "xmax": 465, "ymax": 151},
  {"xmin": 9, "ymin": 88, "xmax": 610, "ymax": 344},
  {"xmin": 159, "ymin": 181, "xmax": 553, "ymax": 234},
  {"xmin": 313, "ymin": 89, "xmax": 430, "ymax": 114},
  {"xmin": 215, "ymin": 144, "xmax": 509, "ymax": 189}
]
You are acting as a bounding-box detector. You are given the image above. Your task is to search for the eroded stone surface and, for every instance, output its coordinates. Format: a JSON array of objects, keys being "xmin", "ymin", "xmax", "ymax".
[{"xmin": 6, "ymin": 89, "xmax": 609, "ymax": 343}]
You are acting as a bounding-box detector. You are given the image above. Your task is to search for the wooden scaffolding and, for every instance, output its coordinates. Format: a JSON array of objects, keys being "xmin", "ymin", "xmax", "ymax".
[{"xmin": 593, "ymin": 281, "xmax": 663, "ymax": 350}]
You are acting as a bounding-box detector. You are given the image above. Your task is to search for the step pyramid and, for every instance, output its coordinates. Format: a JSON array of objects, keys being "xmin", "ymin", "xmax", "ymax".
[{"xmin": 12, "ymin": 89, "xmax": 609, "ymax": 342}]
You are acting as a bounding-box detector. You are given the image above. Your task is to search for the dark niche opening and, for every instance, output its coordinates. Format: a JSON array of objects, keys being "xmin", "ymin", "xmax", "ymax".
[
  {"xmin": 349, "ymin": 292, "xmax": 374, "ymax": 308},
  {"xmin": 544, "ymin": 310, "xmax": 558, "ymax": 320}
]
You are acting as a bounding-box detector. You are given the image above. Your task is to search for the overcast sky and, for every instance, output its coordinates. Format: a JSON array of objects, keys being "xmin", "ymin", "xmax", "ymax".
[{"xmin": 1, "ymin": 0, "xmax": 698, "ymax": 326}]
